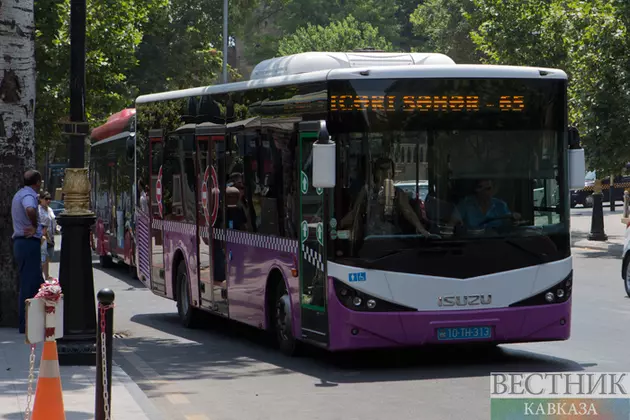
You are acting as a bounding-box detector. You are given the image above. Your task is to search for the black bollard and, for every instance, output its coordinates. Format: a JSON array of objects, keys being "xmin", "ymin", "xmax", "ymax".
[
  {"xmin": 96, "ymin": 288, "xmax": 115, "ymax": 420},
  {"xmin": 588, "ymin": 190, "xmax": 608, "ymax": 241}
]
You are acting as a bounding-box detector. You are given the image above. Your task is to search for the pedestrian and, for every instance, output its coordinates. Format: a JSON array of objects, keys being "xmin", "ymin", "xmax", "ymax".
[
  {"xmin": 11, "ymin": 170, "xmax": 45, "ymax": 334},
  {"xmin": 38, "ymin": 191, "xmax": 56, "ymax": 280}
]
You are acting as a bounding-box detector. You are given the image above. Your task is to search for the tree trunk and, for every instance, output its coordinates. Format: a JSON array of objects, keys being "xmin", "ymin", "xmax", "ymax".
[{"xmin": 0, "ymin": 0, "xmax": 36, "ymax": 327}]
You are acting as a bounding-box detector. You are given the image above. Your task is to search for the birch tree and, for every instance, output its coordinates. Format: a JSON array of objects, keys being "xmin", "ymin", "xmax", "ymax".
[{"xmin": 0, "ymin": 0, "xmax": 36, "ymax": 326}]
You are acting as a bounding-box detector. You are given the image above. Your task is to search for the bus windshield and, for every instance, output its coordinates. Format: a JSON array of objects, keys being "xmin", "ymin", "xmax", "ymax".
[{"xmin": 335, "ymin": 130, "xmax": 563, "ymax": 240}]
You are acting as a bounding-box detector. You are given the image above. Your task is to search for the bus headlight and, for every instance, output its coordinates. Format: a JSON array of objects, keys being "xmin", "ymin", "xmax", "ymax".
[
  {"xmin": 509, "ymin": 272, "xmax": 573, "ymax": 307},
  {"xmin": 332, "ymin": 277, "xmax": 416, "ymax": 312}
]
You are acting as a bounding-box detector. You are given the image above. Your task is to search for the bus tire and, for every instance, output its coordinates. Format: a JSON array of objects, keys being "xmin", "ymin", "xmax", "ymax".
[
  {"xmin": 99, "ymin": 255, "xmax": 113, "ymax": 268},
  {"xmin": 128, "ymin": 263, "xmax": 138, "ymax": 279},
  {"xmin": 176, "ymin": 261, "xmax": 199, "ymax": 328},
  {"xmin": 273, "ymin": 279, "xmax": 299, "ymax": 356}
]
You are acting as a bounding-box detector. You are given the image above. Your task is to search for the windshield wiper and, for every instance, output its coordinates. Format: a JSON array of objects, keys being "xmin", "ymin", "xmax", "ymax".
[
  {"xmin": 504, "ymin": 238, "xmax": 549, "ymax": 263},
  {"xmin": 362, "ymin": 246, "xmax": 454, "ymax": 267},
  {"xmin": 363, "ymin": 249, "xmax": 414, "ymax": 264}
]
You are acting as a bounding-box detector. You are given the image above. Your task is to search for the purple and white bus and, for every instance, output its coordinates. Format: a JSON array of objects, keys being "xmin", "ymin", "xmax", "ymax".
[{"xmin": 130, "ymin": 51, "xmax": 586, "ymax": 355}]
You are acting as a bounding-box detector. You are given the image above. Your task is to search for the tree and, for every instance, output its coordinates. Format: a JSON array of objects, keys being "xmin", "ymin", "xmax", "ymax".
[
  {"xmin": 33, "ymin": 0, "xmax": 246, "ymax": 164},
  {"xmin": 130, "ymin": 0, "xmax": 226, "ymax": 94},
  {"xmin": 34, "ymin": 0, "xmax": 154, "ymax": 166},
  {"xmin": 0, "ymin": 0, "xmax": 36, "ymax": 326},
  {"xmin": 468, "ymin": 0, "xmax": 568, "ymax": 68},
  {"xmin": 240, "ymin": 0, "xmax": 402, "ymax": 64},
  {"xmin": 280, "ymin": 0, "xmax": 401, "ymax": 41},
  {"xmin": 410, "ymin": 0, "xmax": 481, "ymax": 63},
  {"xmin": 278, "ymin": 15, "xmax": 393, "ymax": 56},
  {"xmin": 563, "ymin": 0, "xmax": 630, "ymax": 175},
  {"xmin": 469, "ymin": 0, "xmax": 630, "ymax": 175}
]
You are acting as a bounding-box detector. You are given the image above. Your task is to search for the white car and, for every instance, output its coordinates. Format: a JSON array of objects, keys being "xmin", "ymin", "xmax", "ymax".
[{"xmin": 395, "ymin": 181, "xmax": 429, "ymax": 201}]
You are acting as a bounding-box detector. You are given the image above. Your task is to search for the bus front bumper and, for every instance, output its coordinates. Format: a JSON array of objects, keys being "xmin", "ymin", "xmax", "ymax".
[{"xmin": 326, "ymin": 294, "xmax": 571, "ymax": 351}]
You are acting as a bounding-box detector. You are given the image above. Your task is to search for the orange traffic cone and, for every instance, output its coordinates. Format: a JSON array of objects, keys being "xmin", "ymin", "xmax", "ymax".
[{"xmin": 31, "ymin": 341, "xmax": 66, "ymax": 419}]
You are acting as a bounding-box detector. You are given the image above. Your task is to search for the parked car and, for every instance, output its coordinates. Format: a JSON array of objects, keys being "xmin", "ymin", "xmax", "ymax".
[
  {"xmin": 571, "ymin": 171, "xmax": 630, "ymax": 207},
  {"xmin": 395, "ymin": 180, "xmax": 429, "ymax": 201}
]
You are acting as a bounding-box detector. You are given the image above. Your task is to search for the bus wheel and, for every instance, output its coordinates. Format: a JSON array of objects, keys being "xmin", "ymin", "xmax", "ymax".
[
  {"xmin": 274, "ymin": 281, "xmax": 299, "ymax": 356},
  {"xmin": 99, "ymin": 255, "xmax": 113, "ymax": 268},
  {"xmin": 176, "ymin": 262, "xmax": 198, "ymax": 328},
  {"xmin": 128, "ymin": 263, "xmax": 138, "ymax": 279}
]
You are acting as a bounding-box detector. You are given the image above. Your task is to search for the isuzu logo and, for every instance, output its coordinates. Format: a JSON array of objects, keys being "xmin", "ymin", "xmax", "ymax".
[{"xmin": 437, "ymin": 294, "xmax": 492, "ymax": 307}]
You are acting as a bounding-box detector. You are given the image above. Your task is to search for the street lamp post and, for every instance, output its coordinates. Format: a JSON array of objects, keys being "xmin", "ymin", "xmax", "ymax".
[
  {"xmin": 222, "ymin": 0, "xmax": 228, "ymax": 83},
  {"xmin": 588, "ymin": 178, "xmax": 608, "ymax": 241},
  {"xmin": 56, "ymin": 0, "xmax": 97, "ymax": 365}
]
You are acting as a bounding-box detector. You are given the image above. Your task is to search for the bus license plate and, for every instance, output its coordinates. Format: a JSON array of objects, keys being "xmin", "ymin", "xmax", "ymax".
[{"xmin": 436, "ymin": 326, "xmax": 492, "ymax": 341}]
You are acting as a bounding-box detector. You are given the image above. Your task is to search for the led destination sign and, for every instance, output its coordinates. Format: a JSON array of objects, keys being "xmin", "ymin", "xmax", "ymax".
[{"xmin": 330, "ymin": 94, "xmax": 525, "ymax": 112}]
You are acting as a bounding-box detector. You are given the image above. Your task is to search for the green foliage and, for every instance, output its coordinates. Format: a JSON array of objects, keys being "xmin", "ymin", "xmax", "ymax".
[
  {"xmin": 410, "ymin": 0, "xmax": 480, "ymax": 63},
  {"xmin": 240, "ymin": 0, "xmax": 404, "ymax": 64},
  {"xmin": 468, "ymin": 0, "xmax": 568, "ymax": 68},
  {"xmin": 35, "ymin": 0, "xmax": 250, "ymax": 166},
  {"xmin": 35, "ymin": 0, "xmax": 152, "ymax": 164},
  {"xmin": 470, "ymin": 0, "xmax": 630, "ymax": 175},
  {"xmin": 277, "ymin": 15, "xmax": 393, "ymax": 56},
  {"xmin": 130, "ymin": 0, "xmax": 227, "ymax": 94},
  {"xmin": 563, "ymin": 0, "xmax": 630, "ymax": 175},
  {"xmin": 279, "ymin": 0, "xmax": 401, "ymax": 42}
]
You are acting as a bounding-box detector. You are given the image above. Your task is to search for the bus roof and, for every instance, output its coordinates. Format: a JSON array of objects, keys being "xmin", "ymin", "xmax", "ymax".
[{"xmin": 135, "ymin": 51, "xmax": 567, "ymax": 105}]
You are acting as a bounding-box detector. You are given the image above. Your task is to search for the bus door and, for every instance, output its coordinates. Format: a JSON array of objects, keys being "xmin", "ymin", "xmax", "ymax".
[
  {"xmin": 195, "ymin": 123, "xmax": 228, "ymax": 313},
  {"xmin": 297, "ymin": 122, "xmax": 329, "ymax": 345},
  {"xmin": 148, "ymin": 129, "xmax": 167, "ymax": 295}
]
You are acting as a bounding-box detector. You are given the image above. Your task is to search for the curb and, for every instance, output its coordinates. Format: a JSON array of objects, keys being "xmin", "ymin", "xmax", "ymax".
[{"xmin": 573, "ymin": 239, "xmax": 623, "ymax": 252}]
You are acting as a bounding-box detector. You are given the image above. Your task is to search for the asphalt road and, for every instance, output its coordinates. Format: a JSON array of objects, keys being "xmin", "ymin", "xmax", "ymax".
[{"xmin": 77, "ymin": 209, "xmax": 630, "ymax": 420}]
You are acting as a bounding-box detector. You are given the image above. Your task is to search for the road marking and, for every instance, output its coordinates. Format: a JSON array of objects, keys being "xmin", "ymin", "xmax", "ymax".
[{"xmin": 166, "ymin": 393, "xmax": 190, "ymax": 404}]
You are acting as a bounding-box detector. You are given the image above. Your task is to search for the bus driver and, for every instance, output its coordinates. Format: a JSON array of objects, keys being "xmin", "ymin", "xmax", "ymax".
[{"xmin": 451, "ymin": 179, "xmax": 521, "ymax": 229}]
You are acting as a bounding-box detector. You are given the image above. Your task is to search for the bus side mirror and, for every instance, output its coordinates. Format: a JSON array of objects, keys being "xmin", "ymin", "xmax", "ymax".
[
  {"xmin": 567, "ymin": 127, "xmax": 585, "ymax": 190},
  {"xmin": 126, "ymin": 134, "xmax": 135, "ymax": 163},
  {"xmin": 312, "ymin": 121, "xmax": 336, "ymax": 188}
]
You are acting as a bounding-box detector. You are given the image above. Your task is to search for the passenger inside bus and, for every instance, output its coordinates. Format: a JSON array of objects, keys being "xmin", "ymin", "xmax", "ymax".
[
  {"xmin": 227, "ymin": 172, "xmax": 253, "ymax": 231},
  {"xmin": 226, "ymin": 185, "xmax": 249, "ymax": 230},
  {"xmin": 340, "ymin": 157, "xmax": 437, "ymax": 238},
  {"xmin": 450, "ymin": 179, "xmax": 521, "ymax": 229}
]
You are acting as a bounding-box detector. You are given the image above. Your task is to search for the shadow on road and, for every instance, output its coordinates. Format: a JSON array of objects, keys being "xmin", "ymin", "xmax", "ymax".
[
  {"xmin": 93, "ymin": 261, "xmax": 145, "ymax": 290},
  {"xmin": 577, "ymin": 248, "xmax": 623, "ymax": 259},
  {"xmin": 116, "ymin": 310, "xmax": 592, "ymax": 389}
]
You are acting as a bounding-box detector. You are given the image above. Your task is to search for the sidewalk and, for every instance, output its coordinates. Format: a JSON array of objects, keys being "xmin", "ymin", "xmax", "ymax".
[
  {"xmin": 571, "ymin": 205, "xmax": 627, "ymax": 254},
  {"xmin": 0, "ymin": 328, "xmax": 162, "ymax": 420}
]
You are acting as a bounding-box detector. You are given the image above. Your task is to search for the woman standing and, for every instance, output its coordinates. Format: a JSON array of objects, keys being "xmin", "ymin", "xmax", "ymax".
[{"xmin": 38, "ymin": 191, "xmax": 56, "ymax": 279}]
